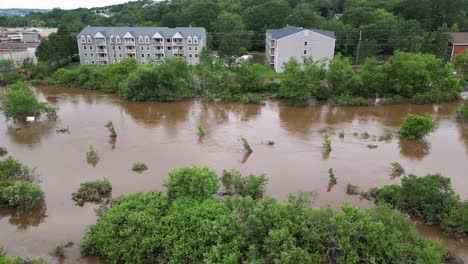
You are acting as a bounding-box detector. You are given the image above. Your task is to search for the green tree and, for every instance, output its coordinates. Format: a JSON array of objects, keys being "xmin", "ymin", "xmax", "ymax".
[
  {"xmin": 399, "ymin": 113, "xmax": 437, "ymax": 140},
  {"xmin": 213, "ymin": 12, "xmax": 252, "ymax": 60},
  {"xmin": 164, "ymin": 166, "xmax": 220, "ymax": 201}
]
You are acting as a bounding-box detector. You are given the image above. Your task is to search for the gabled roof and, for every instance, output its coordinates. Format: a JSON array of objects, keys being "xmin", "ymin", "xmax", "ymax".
[
  {"xmin": 77, "ymin": 26, "xmax": 206, "ymax": 39},
  {"xmin": 449, "ymin": 32, "xmax": 468, "ymax": 44},
  {"xmin": 266, "ymin": 26, "xmax": 335, "ymax": 40}
]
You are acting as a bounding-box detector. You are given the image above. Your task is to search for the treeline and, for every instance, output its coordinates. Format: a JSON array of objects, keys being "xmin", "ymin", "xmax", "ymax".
[
  {"xmin": 0, "ymin": 0, "xmax": 467, "ymax": 62},
  {"xmin": 80, "ymin": 165, "xmax": 451, "ymax": 263},
  {"xmin": 32, "ymin": 51, "xmax": 463, "ymax": 106}
]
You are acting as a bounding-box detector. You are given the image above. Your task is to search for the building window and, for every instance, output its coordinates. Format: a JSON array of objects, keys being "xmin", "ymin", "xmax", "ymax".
[
  {"xmin": 110, "ymin": 36, "xmax": 114, "ymax": 44},
  {"xmin": 187, "ymin": 36, "xmax": 192, "ymax": 44},
  {"xmin": 304, "ymin": 41, "xmax": 308, "ymax": 46},
  {"xmin": 195, "ymin": 54, "xmax": 198, "ymax": 58},
  {"xmin": 145, "ymin": 36, "xmax": 150, "ymax": 44},
  {"xmin": 147, "ymin": 54, "xmax": 150, "ymax": 57},
  {"xmin": 116, "ymin": 36, "xmax": 121, "ymax": 44},
  {"xmin": 118, "ymin": 46, "xmax": 121, "ymax": 50},
  {"xmin": 87, "ymin": 36, "xmax": 92, "ymax": 43},
  {"xmin": 189, "ymin": 54, "xmax": 192, "ymax": 58},
  {"xmin": 91, "ymin": 53, "xmax": 94, "ymax": 57},
  {"xmin": 81, "ymin": 36, "xmax": 86, "ymax": 43},
  {"xmin": 141, "ymin": 54, "xmax": 144, "ymax": 58},
  {"xmin": 84, "ymin": 53, "xmax": 88, "ymax": 57},
  {"xmin": 140, "ymin": 46, "xmax": 144, "ymax": 51},
  {"xmin": 167, "ymin": 46, "xmax": 172, "ymax": 50},
  {"xmin": 189, "ymin": 47, "xmax": 192, "ymax": 50},
  {"xmin": 139, "ymin": 36, "xmax": 144, "ymax": 44},
  {"xmin": 91, "ymin": 61, "xmax": 95, "ymax": 64},
  {"xmin": 193, "ymin": 36, "xmax": 198, "ymax": 44},
  {"xmin": 147, "ymin": 46, "xmax": 149, "ymax": 50},
  {"xmin": 119, "ymin": 54, "xmax": 122, "ymax": 57},
  {"xmin": 166, "ymin": 38, "xmax": 171, "ymax": 42},
  {"xmin": 112, "ymin": 46, "xmax": 115, "ymax": 50},
  {"xmin": 195, "ymin": 47, "xmax": 197, "ymax": 50},
  {"xmin": 303, "ymin": 50, "xmax": 307, "ymax": 55},
  {"xmin": 84, "ymin": 46, "xmax": 87, "ymax": 50},
  {"xmin": 90, "ymin": 46, "xmax": 93, "ymax": 50}
]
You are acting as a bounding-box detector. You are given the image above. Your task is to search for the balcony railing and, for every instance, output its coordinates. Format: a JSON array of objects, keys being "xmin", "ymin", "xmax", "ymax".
[
  {"xmin": 172, "ymin": 40, "xmax": 183, "ymax": 46},
  {"xmin": 125, "ymin": 48, "xmax": 136, "ymax": 53},
  {"xmin": 123, "ymin": 39, "xmax": 135, "ymax": 45}
]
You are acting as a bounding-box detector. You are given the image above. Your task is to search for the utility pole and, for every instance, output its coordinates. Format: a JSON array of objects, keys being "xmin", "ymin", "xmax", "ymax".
[{"xmin": 355, "ymin": 30, "xmax": 362, "ymax": 65}]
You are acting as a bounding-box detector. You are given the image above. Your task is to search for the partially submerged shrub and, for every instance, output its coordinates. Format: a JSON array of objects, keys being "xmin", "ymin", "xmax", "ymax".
[
  {"xmin": 399, "ymin": 113, "xmax": 437, "ymax": 140},
  {"xmin": 329, "ymin": 95, "xmax": 371, "ymax": 106},
  {"xmin": 197, "ymin": 123, "xmax": 204, "ymax": 137},
  {"xmin": 0, "ymin": 147, "xmax": 7, "ymax": 156},
  {"xmin": 0, "ymin": 81, "xmax": 57, "ymax": 121},
  {"xmin": 338, "ymin": 131, "xmax": 344, "ymax": 138},
  {"xmin": 0, "ymin": 156, "xmax": 34, "ymax": 182},
  {"xmin": 86, "ymin": 145, "xmax": 99, "ymax": 165},
  {"xmin": 105, "ymin": 121, "xmax": 116, "ymax": 137},
  {"xmin": 379, "ymin": 95, "xmax": 406, "ymax": 105},
  {"xmin": 456, "ymin": 100, "xmax": 468, "ymax": 121},
  {"xmin": 164, "ymin": 166, "xmax": 219, "ymax": 201},
  {"xmin": 328, "ymin": 168, "xmax": 337, "ymax": 184},
  {"xmin": 56, "ymin": 126, "xmax": 70, "ymax": 133},
  {"xmin": 361, "ymin": 132, "xmax": 370, "ymax": 139},
  {"xmin": 0, "ymin": 180, "xmax": 45, "ymax": 209},
  {"xmin": 265, "ymin": 140, "xmax": 275, "ymax": 145},
  {"xmin": 240, "ymin": 137, "xmax": 253, "ymax": 153},
  {"xmin": 221, "ymin": 169, "xmax": 268, "ymax": 199},
  {"xmin": 52, "ymin": 244, "xmax": 65, "ymax": 257},
  {"xmin": 367, "ymin": 144, "xmax": 378, "ymax": 149},
  {"xmin": 72, "ymin": 178, "xmax": 112, "ymax": 206},
  {"xmin": 131, "ymin": 162, "xmax": 148, "ymax": 172},
  {"xmin": 378, "ymin": 132, "xmax": 392, "ymax": 142},
  {"xmin": 346, "ymin": 183, "xmax": 360, "ymax": 195},
  {"xmin": 391, "ymin": 162, "xmax": 405, "ymax": 175},
  {"xmin": 322, "ymin": 134, "xmax": 331, "ymax": 152}
]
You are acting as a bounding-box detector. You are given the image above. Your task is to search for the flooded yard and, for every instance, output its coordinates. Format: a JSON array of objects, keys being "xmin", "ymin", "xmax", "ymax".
[{"xmin": 1, "ymin": 85, "xmax": 468, "ymax": 263}]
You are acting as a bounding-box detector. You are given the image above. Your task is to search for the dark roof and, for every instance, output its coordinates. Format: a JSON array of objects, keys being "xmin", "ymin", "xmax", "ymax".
[
  {"xmin": 266, "ymin": 26, "xmax": 335, "ymax": 39},
  {"xmin": 77, "ymin": 26, "xmax": 205, "ymax": 38},
  {"xmin": 449, "ymin": 32, "xmax": 468, "ymax": 44}
]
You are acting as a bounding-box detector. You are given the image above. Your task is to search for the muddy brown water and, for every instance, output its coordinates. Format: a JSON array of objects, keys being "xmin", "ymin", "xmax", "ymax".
[{"xmin": 0, "ymin": 85, "xmax": 467, "ymax": 263}]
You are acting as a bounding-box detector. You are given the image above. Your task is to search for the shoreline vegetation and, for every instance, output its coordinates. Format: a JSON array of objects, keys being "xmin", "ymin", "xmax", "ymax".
[
  {"xmin": 2, "ymin": 50, "xmax": 464, "ymax": 108},
  {"xmin": 79, "ymin": 165, "xmax": 463, "ymax": 264}
]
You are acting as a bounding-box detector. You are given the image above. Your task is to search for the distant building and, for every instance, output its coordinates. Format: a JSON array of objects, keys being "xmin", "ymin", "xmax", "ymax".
[
  {"xmin": 448, "ymin": 32, "xmax": 468, "ymax": 61},
  {"xmin": 0, "ymin": 48, "xmax": 37, "ymax": 66},
  {"xmin": 266, "ymin": 26, "xmax": 336, "ymax": 73},
  {"xmin": 76, "ymin": 26, "xmax": 206, "ymax": 66}
]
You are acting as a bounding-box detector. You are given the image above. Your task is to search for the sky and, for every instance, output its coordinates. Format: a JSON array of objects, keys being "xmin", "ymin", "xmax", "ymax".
[{"xmin": 0, "ymin": 0, "xmax": 136, "ymax": 10}]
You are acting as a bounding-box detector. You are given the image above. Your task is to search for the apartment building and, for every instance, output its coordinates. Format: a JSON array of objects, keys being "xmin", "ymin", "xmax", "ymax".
[
  {"xmin": 76, "ymin": 26, "xmax": 206, "ymax": 66},
  {"xmin": 266, "ymin": 26, "xmax": 335, "ymax": 73}
]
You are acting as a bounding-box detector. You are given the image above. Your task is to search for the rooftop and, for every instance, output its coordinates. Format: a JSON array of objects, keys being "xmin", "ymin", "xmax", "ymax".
[
  {"xmin": 266, "ymin": 26, "xmax": 335, "ymax": 40},
  {"xmin": 449, "ymin": 32, "xmax": 468, "ymax": 44},
  {"xmin": 77, "ymin": 26, "xmax": 206, "ymax": 38}
]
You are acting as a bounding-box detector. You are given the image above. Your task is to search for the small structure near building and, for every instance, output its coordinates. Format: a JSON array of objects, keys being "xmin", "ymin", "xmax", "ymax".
[
  {"xmin": 265, "ymin": 25, "xmax": 335, "ymax": 73},
  {"xmin": 448, "ymin": 32, "xmax": 468, "ymax": 61}
]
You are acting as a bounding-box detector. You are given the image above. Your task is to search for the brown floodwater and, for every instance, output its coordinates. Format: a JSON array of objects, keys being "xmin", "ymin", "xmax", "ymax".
[{"xmin": 0, "ymin": 85, "xmax": 467, "ymax": 263}]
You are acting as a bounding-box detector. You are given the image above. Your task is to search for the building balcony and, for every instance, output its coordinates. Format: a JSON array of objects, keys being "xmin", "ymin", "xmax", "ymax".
[
  {"xmin": 125, "ymin": 47, "xmax": 136, "ymax": 53},
  {"xmin": 154, "ymin": 49, "xmax": 164, "ymax": 53},
  {"xmin": 97, "ymin": 48, "xmax": 107, "ymax": 53},
  {"xmin": 172, "ymin": 40, "xmax": 183, "ymax": 46},
  {"xmin": 123, "ymin": 40, "xmax": 135, "ymax": 45}
]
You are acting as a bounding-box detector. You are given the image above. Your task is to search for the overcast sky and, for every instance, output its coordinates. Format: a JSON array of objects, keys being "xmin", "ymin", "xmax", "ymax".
[{"xmin": 0, "ymin": 0, "xmax": 136, "ymax": 10}]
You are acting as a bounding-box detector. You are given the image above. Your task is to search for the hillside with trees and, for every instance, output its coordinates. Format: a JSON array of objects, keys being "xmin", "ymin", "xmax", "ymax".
[{"xmin": 0, "ymin": 0, "xmax": 467, "ymax": 63}]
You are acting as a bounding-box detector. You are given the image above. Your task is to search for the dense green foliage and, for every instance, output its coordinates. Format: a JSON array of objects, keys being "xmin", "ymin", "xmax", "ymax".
[
  {"xmin": 399, "ymin": 113, "xmax": 438, "ymax": 140},
  {"xmin": 456, "ymin": 100, "xmax": 468, "ymax": 121},
  {"xmin": 0, "ymin": 81, "xmax": 57, "ymax": 121},
  {"xmin": 81, "ymin": 166, "xmax": 449, "ymax": 263},
  {"xmin": 71, "ymin": 178, "xmax": 112, "ymax": 206},
  {"xmin": 374, "ymin": 174, "xmax": 468, "ymax": 239},
  {"xmin": 278, "ymin": 52, "xmax": 463, "ymax": 106},
  {"xmin": 164, "ymin": 166, "xmax": 219, "ymax": 201},
  {"xmin": 0, "ymin": 157, "xmax": 45, "ymax": 209},
  {"xmin": 0, "ymin": 0, "xmax": 465, "ymax": 62},
  {"xmin": 0, "ymin": 59, "xmax": 23, "ymax": 85},
  {"xmin": 221, "ymin": 169, "xmax": 268, "ymax": 199}
]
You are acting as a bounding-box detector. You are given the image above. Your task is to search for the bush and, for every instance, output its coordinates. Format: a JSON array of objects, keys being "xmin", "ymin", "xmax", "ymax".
[
  {"xmin": 81, "ymin": 189, "xmax": 448, "ymax": 264},
  {"xmin": 399, "ymin": 113, "xmax": 437, "ymax": 140},
  {"xmin": 86, "ymin": 145, "xmax": 99, "ymax": 165},
  {"xmin": 0, "ymin": 147, "xmax": 7, "ymax": 156},
  {"xmin": 131, "ymin": 162, "xmax": 148, "ymax": 172},
  {"xmin": 52, "ymin": 244, "xmax": 65, "ymax": 257},
  {"xmin": 72, "ymin": 178, "xmax": 112, "ymax": 206},
  {"xmin": 0, "ymin": 180, "xmax": 45, "ymax": 209},
  {"xmin": 0, "ymin": 156, "xmax": 33, "ymax": 182},
  {"xmin": 456, "ymin": 100, "xmax": 468, "ymax": 121},
  {"xmin": 322, "ymin": 134, "xmax": 331, "ymax": 152},
  {"xmin": 379, "ymin": 95, "xmax": 406, "ymax": 105},
  {"xmin": 409, "ymin": 89, "xmax": 461, "ymax": 105},
  {"xmin": 240, "ymin": 137, "xmax": 253, "ymax": 153},
  {"xmin": 329, "ymin": 95, "xmax": 371, "ymax": 106},
  {"xmin": 164, "ymin": 166, "xmax": 219, "ymax": 201},
  {"xmin": 391, "ymin": 162, "xmax": 405, "ymax": 174},
  {"xmin": 105, "ymin": 121, "xmax": 116, "ymax": 137},
  {"xmin": 373, "ymin": 174, "xmax": 468, "ymax": 238},
  {"xmin": 221, "ymin": 169, "xmax": 268, "ymax": 199},
  {"xmin": 197, "ymin": 123, "xmax": 204, "ymax": 137},
  {"xmin": 0, "ymin": 255, "xmax": 47, "ymax": 264},
  {"xmin": 346, "ymin": 183, "xmax": 360, "ymax": 195},
  {"xmin": 0, "ymin": 81, "xmax": 57, "ymax": 121}
]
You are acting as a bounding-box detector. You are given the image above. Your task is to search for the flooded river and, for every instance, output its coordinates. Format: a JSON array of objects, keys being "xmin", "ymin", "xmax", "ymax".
[{"xmin": 1, "ymin": 85, "xmax": 467, "ymax": 263}]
